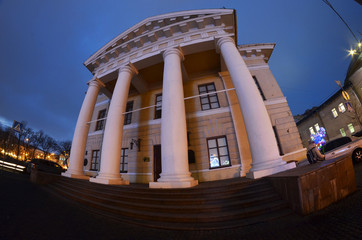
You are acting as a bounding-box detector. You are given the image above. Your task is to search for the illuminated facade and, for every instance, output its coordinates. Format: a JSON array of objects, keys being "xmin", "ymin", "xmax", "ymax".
[{"xmin": 63, "ymin": 9, "xmax": 304, "ymax": 188}]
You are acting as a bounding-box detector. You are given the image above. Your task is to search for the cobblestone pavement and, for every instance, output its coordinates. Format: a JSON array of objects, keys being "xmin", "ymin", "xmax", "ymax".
[{"xmin": 0, "ymin": 163, "xmax": 361, "ymax": 240}]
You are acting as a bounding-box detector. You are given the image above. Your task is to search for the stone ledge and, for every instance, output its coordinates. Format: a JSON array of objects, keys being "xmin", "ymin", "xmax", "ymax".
[{"xmin": 267, "ymin": 156, "xmax": 357, "ymax": 215}]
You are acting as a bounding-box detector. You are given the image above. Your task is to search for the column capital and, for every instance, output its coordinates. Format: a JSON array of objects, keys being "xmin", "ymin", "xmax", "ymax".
[
  {"xmin": 163, "ymin": 47, "xmax": 184, "ymax": 61},
  {"xmin": 119, "ymin": 63, "xmax": 138, "ymax": 75},
  {"xmin": 215, "ymin": 36, "xmax": 235, "ymax": 52},
  {"xmin": 87, "ymin": 78, "xmax": 105, "ymax": 89}
]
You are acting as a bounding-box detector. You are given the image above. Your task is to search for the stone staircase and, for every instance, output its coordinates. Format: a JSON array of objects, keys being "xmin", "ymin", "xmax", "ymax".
[{"xmin": 42, "ymin": 173, "xmax": 293, "ymax": 230}]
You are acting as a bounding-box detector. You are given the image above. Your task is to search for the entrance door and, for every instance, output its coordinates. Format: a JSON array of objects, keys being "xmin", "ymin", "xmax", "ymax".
[{"xmin": 153, "ymin": 145, "xmax": 161, "ymax": 181}]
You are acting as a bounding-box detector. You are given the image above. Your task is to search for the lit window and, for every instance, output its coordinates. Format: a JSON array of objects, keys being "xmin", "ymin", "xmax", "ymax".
[
  {"xmin": 91, "ymin": 150, "xmax": 100, "ymax": 171},
  {"xmin": 120, "ymin": 148, "xmax": 128, "ymax": 173},
  {"xmin": 95, "ymin": 109, "xmax": 107, "ymax": 131},
  {"xmin": 124, "ymin": 101, "xmax": 133, "ymax": 125},
  {"xmin": 338, "ymin": 103, "xmax": 346, "ymax": 113},
  {"xmin": 154, "ymin": 94, "xmax": 162, "ymax": 119},
  {"xmin": 207, "ymin": 136, "xmax": 230, "ymax": 169},
  {"xmin": 198, "ymin": 83, "xmax": 220, "ymax": 110},
  {"xmin": 309, "ymin": 127, "xmax": 315, "ymax": 135},
  {"xmin": 348, "ymin": 123, "xmax": 355, "ymax": 133},
  {"xmin": 314, "ymin": 123, "xmax": 320, "ymax": 132},
  {"xmin": 340, "ymin": 128, "xmax": 346, "ymax": 137},
  {"xmin": 331, "ymin": 108, "xmax": 338, "ymax": 118}
]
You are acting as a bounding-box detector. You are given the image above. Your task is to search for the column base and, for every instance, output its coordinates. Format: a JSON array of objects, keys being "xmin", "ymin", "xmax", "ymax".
[
  {"xmin": 246, "ymin": 162, "xmax": 296, "ymax": 179},
  {"xmin": 89, "ymin": 176, "xmax": 129, "ymax": 185},
  {"xmin": 149, "ymin": 179, "xmax": 198, "ymax": 189},
  {"xmin": 61, "ymin": 171, "xmax": 90, "ymax": 180}
]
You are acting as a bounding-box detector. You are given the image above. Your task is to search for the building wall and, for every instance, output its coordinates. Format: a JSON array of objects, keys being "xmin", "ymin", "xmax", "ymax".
[
  {"xmin": 83, "ymin": 49, "xmax": 304, "ymax": 183},
  {"xmin": 297, "ymin": 85, "xmax": 362, "ymax": 148}
]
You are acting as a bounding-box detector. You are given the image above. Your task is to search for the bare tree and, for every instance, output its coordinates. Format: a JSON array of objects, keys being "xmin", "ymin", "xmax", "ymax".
[
  {"xmin": 57, "ymin": 140, "xmax": 71, "ymax": 166},
  {"xmin": 39, "ymin": 135, "xmax": 58, "ymax": 159}
]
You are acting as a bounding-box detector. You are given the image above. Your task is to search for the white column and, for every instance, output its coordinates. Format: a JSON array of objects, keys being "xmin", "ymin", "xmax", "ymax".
[
  {"xmin": 62, "ymin": 79, "xmax": 104, "ymax": 179},
  {"xmin": 149, "ymin": 48, "xmax": 198, "ymax": 189},
  {"xmin": 90, "ymin": 64, "xmax": 137, "ymax": 185},
  {"xmin": 217, "ymin": 37, "xmax": 295, "ymax": 179}
]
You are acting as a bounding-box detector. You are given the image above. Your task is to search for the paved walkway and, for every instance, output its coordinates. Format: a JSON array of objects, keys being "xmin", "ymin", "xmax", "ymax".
[{"xmin": 0, "ymin": 163, "xmax": 361, "ymax": 240}]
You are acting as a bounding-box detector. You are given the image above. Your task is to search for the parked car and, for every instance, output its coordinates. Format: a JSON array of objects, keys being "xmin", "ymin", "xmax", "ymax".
[
  {"xmin": 324, "ymin": 137, "xmax": 362, "ymax": 164},
  {"xmin": 26, "ymin": 159, "xmax": 66, "ymax": 175}
]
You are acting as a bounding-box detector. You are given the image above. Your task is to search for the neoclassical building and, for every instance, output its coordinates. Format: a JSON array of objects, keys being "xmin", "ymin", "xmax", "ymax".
[{"xmin": 63, "ymin": 9, "xmax": 305, "ymax": 188}]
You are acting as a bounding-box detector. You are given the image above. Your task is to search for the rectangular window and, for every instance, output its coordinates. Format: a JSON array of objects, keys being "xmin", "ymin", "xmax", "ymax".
[
  {"xmin": 253, "ymin": 76, "xmax": 266, "ymax": 100},
  {"xmin": 207, "ymin": 136, "xmax": 231, "ymax": 169},
  {"xmin": 124, "ymin": 101, "xmax": 134, "ymax": 125},
  {"xmin": 198, "ymin": 83, "xmax": 220, "ymax": 111},
  {"xmin": 348, "ymin": 123, "xmax": 355, "ymax": 133},
  {"xmin": 91, "ymin": 150, "xmax": 100, "ymax": 171},
  {"xmin": 340, "ymin": 128, "xmax": 346, "ymax": 137},
  {"xmin": 338, "ymin": 103, "xmax": 346, "ymax": 113},
  {"xmin": 331, "ymin": 108, "xmax": 338, "ymax": 118},
  {"xmin": 309, "ymin": 127, "xmax": 315, "ymax": 136},
  {"xmin": 120, "ymin": 148, "xmax": 128, "ymax": 173},
  {"xmin": 314, "ymin": 123, "xmax": 320, "ymax": 132},
  {"xmin": 95, "ymin": 109, "xmax": 107, "ymax": 131},
  {"xmin": 154, "ymin": 94, "xmax": 162, "ymax": 119}
]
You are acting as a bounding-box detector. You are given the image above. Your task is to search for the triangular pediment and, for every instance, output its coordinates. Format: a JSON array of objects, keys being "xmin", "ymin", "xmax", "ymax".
[{"xmin": 84, "ymin": 9, "xmax": 235, "ymax": 72}]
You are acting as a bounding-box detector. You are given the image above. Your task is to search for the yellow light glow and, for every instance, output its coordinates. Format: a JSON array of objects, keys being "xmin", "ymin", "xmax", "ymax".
[
  {"xmin": 358, "ymin": 42, "xmax": 362, "ymax": 48},
  {"xmin": 348, "ymin": 49, "xmax": 356, "ymax": 56}
]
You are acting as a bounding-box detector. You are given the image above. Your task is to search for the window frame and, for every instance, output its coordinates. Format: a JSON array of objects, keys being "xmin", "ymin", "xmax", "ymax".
[
  {"xmin": 91, "ymin": 150, "xmax": 100, "ymax": 171},
  {"xmin": 120, "ymin": 148, "xmax": 128, "ymax": 173},
  {"xmin": 340, "ymin": 128, "xmax": 346, "ymax": 137},
  {"xmin": 124, "ymin": 101, "xmax": 134, "ymax": 125},
  {"xmin": 198, "ymin": 83, "xmax": 220, "ymax": 111},
  {"xmin": 154, "ymin": 94, "xmax": 162, "ymax": 119},
  {"xmin": 338, "ymin": 103, "xmax": 346, "ymax": 113},
  {"xmin": 95, "ymin": 109, "xmax": 107, "ymax": 131},
  {"xmin": 348, "ymin": 123, "xmax": 355, "ymax": 133},
  {"xmin": 331, "ymin": 108, "xmax": 338, "ymax": 118},
  {"xmin": 207, "ymin": 135, "xmax": 231, "ymax": 169}
]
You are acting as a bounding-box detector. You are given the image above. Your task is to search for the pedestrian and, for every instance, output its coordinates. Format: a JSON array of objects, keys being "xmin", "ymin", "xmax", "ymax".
[{"xmin": 306, "ymin": 139, "xmax": 325, "ymax": 164}]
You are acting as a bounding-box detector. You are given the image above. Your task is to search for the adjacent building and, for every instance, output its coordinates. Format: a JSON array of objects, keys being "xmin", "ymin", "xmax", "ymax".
[
  {"xmin": 63, "ymin": 9, "xmax": 304, "ymax": 188},
  {"xmin": 296, "ymin": 49, "xmax": 362, "ymax": 147}
]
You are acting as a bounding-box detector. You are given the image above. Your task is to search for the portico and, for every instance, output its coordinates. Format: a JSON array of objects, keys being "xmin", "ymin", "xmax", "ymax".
[{"xmin": 63, "ymin": 9, "xmax": 303, "ymax": 188}]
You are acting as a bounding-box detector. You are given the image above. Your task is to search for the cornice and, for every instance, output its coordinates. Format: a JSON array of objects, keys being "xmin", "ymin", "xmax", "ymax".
[{"xmin": 84, "ymin": 9, "xmax": 235, "ymax": 75}]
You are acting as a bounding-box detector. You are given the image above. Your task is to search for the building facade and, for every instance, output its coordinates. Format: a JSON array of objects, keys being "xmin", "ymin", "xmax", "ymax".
[
  {"xmin": 296, "ymin": 50, "xmax": 362, "ymax": 147},
  {"xmin": 63, "ymin": 9, "xmax": 304, "ymax": 188}
]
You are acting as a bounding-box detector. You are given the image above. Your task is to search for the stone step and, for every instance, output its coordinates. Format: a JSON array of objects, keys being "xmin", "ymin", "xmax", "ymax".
[
  {"xmin": 46, "ymin": 183, "xmax": 288, "ymax": 224},
  {"xmin": 48, "ymin": 182, "xmax": 281, "ymax": 213}
]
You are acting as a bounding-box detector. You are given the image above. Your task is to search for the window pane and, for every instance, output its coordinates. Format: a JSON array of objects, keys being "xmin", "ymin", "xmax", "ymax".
[
  {"xmin": 209, "ymin": 148, "xmax": 218, "ymax": 157},
  {"xmin": 348, "ymin": 123, "xmax": 355, "ymax": 133},
  {"xmin": 201, "ymin": 97, "xmax": 209, "ymax": 104},
  {"xmin": 219, "ymin": 147, "xmax": 228, "ymax": 156},
  {"xmin": 202, "ymin": 104, "xmax": 210, "ymax": 110},
  {"xmin": 199, "ymin": 86, "xmax": 206, "ymax": 93},
  {"xmin": 207, "ymin": 84, "xmax": 215, "ymax": 91},
  {"xmin": 210, "ymin": 155, "xmax": 220, "ymax": 168},
  {"xmin": 314, "ymin": 123, "xmax": 320, "ymax": 132},
  {"xmin": 217, "ymin": 137, "xmax": 227, "ymax": 147},
  {"xmin": 208, "ymin": 139, "xmax": 217, "ymax": 148},
  {"xmin": 332, "ymin": 108, "xmax": 338, "ymax": 118},
  {"xmin": 340, "ymin": 128, "xmax": 346, "ymax": 137},
  {"xmin": 211, "ymin": 102, "xmax": 220, "ymax": 109},
  {"xmin": 220, "ymin": 156, "xmax": 230, "ymax": 166},
  {"xmin": 338, "ymin": 103, "xmax": 346, "ymax": 113},
  {"xmin": 309, "ymin": 127, "xmax": 315, "ymax": 135},
  {"xmin": 209, "ymin": 95, "xmax": 218, "ymax": 102}
]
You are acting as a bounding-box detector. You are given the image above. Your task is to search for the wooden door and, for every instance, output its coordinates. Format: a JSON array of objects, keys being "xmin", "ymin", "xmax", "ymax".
[{"xmin": 153, "ymin": 145, "xmax": 161, "ymax": 181}]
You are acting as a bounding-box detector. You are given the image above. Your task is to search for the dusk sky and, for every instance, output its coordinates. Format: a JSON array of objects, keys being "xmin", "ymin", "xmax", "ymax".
[{"xmin": 0, "ymin": 0, "xmax": 361, "ymax": 142}]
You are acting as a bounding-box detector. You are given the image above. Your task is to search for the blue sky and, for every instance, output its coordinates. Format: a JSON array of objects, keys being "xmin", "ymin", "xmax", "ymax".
[{"xmin": 0, "ymin": 0, "xmax": 361, "ymax": 141}]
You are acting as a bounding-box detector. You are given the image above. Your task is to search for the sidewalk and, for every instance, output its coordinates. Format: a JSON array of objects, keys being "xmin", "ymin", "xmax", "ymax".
[{"xmin": 0, "ymin": 163, "xmax": 361, "ymax": 240}]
